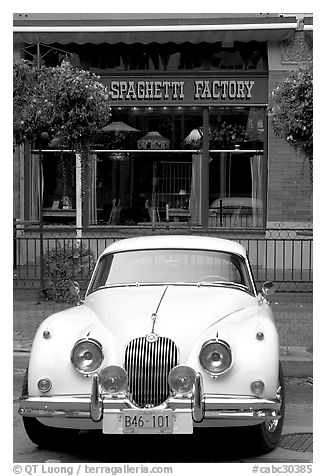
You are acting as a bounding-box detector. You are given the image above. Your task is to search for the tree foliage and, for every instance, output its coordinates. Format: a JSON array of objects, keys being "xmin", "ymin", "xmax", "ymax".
[
  {"xmin": 13, "ymin": 59, "xmax": 111, "ymax": 150},
  {"xmin": 269, "ymin": 63, "xmax": 313, "ymax": 162},
  {"xmin": 43, "ymin": 243, "xmax": 95, "ymax": 303}
]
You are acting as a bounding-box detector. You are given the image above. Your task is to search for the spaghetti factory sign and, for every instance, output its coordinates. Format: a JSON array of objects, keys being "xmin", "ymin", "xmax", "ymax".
[{"xmin": 101, "ymin": 76, "xmax": 267, "ymax": 105}]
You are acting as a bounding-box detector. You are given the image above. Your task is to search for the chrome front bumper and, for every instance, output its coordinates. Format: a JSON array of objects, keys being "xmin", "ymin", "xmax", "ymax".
[{"xmin": 19, "ymin": 373, "xmax": 282, "ymax": 430}]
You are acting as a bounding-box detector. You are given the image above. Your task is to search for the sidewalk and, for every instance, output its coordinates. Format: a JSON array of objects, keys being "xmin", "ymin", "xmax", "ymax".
[{"xmin": 13, "ymin": 292, "xmax": 313, "ymax": 376}]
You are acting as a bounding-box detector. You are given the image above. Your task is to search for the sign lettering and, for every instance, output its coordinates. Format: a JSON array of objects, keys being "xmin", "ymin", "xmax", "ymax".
[{"xmin": 101, "ymin": 76, "xmax": 267, "ymax": 105}]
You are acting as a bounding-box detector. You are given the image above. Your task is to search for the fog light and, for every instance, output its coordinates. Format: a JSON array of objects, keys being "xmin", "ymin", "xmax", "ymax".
[
  {"xmin": 251, "ymin": 380, "xmax": 265, "ymax": 395},
  {"xmin": 99, "ymin": 366, "xmax": 128, "ymax": 394},
  {"xmin": 37, "ymin": 378, "xmax": 52, "ymax": 393},
  {"xmin": 168, "ymin": 365, "xmax": 196, "ymax": 395}
]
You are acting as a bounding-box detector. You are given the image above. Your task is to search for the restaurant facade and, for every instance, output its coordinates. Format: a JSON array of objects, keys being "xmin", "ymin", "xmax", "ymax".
[{"xmin": 13, "ymin": 13, "xmax": 313, "ymax": 231}]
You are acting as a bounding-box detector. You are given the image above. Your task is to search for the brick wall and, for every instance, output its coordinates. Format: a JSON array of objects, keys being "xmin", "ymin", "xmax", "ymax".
[{"xmin": 267, "ymin": 71, "xmax": 312, "ymax": 224}]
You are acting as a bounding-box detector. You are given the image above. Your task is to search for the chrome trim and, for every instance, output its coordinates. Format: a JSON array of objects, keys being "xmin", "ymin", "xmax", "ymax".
[
  {"xmin": 87, "ymin": 248, "xmax": 256, "ymax": 297},
  {"xmin": 204, "ymin": 410, "xmax": 279, "ymax": 420},
  {"xmin": 70, "ymin": 338, "xmax": 104, "ymax": 375},
  {"xmin": 19, "ymin": 394, "xmax": 281, "ymax": 422},
  {"xmin": 125, "ymin": 336, "xmax": 178, "ymax": 407},
  {"xmin": 146, "ymin": 333, "xmax": 158, "ymax": 343},
  {"xmin": 150, "ymin": 285, "xmax": 169, "ymax": 334},
  {"xmin": 203, "ymin": 395, "xmax": 281, "ymax": 419},
  {"xmin": 193, "ymin": 372, "xmax": 204, "ymax": 423},
  {"xmin": 90, "ymin": 374, "xmax": 102, "ymax": 422},
  {"xmin": 99, "ymin": 365, "xmax": 128, "ymax": 394},
  {"xmin": 199, "ymin": 339, "xmax": 233, "ymax": 376},
  {"xmin": 18, "ymin": 396, "xmax": 92, "ymax": 418}
]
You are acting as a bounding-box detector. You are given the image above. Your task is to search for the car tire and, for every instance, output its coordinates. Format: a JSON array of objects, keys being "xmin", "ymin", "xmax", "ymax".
[
  {"xmin": 23, "ymin": 415, "xmax": 79, "ymax": 449},
  {"xmin": 21, "ymin": 369, "xmax": 79, "ymax": 449},
  {"xmin": 247, "ymin": 362, "xmax": 285, "ymax": 455}
]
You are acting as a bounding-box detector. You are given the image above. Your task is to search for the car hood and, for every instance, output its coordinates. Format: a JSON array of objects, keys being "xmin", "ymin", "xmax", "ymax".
[{"xmin": 85, "ymin": 285, "xmax": 258, "ymax": 357}]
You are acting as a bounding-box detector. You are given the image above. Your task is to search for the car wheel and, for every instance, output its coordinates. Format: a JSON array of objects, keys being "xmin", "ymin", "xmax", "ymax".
[
  {"xmin": 21, "ymin": 369, "xmax": 79, "ymax": 449},
  {"xmin": 248, "ymin": 363, "xmax": 285, "ymax": 455}
]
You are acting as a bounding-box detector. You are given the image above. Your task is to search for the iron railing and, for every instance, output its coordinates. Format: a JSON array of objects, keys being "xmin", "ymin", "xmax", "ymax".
[{"xmin": 13, "ymin": 222, "xmax": 313, "ymax": 293}]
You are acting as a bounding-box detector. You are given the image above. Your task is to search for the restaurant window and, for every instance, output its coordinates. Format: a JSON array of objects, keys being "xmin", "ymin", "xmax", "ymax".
[
  {"xmin": 94, "ymin": 152, "xmax": 195, "ymax": 226},
  {"xmin": 209, "ymin": 107, "xmax": 264, "ymax": 149},
  {"xmin": 27, "ymin": 104, "xmax": 266, "ymax": 228},
  {"xmin": 96, "ymin": 106, "xmax": 204, "ymax": 150},
  {"xmin": 208, "ymin": 107, "xmax": 265, "ymax": 227},
  {"xmin": 208, "ymin": 152, "xmax": 264, "ymax": 227},
  {"xmin": 24, "ymin": 42, "xmax": 267, "ymax": 72},
  {"xmin": 42, "ymin": 152, "xmax": 76, "ymax": 224},
  {"xmin": 92, "ymin": 105, "xmax": 265, "ymax": 228}
]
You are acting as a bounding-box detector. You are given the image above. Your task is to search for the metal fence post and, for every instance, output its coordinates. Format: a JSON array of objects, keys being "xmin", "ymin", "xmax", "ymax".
[{"xmin": 38, "ymin": 149, "xmax": 44, "ymax": 303}]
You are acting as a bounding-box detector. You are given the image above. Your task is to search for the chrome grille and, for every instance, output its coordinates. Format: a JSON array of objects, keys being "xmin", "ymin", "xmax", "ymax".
[{"xmin": 125, "ymin": 336, "xmax": 178, "ymax": 408}]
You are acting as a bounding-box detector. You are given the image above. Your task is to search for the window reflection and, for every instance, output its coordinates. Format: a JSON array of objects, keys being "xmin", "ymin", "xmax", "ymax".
[
  {"xmin": 42, "ymin": 152, "xmax": 76, "ymax": 224},
  {"xmin": 37, "ymin": 106, "xmax": 265, "ymax": 228},
  {"xmin": 88, "ymin": 249, "xmax": 253, "ymax": 290},
  {"xmin": 26, "ymin": 42, "xmax": 267, "ymax": 72}
]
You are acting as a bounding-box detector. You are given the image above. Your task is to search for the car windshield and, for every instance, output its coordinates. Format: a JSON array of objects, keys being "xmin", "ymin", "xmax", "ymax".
[{"xmin": 88, "ymin": 249, "xmax": 254, "ymax": 294}]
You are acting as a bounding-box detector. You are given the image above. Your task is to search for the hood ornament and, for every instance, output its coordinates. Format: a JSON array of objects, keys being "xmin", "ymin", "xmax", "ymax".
[
  {"xmin": 146, "ymin": 313, "xmax": 159, "ymax": 343},
  {"xmin": 146, "ymin": 332, "xmax": 158, "ymax": 343},
  {"xmin": 145, "ymin": 286, "xmax": 169, "ymax": 343}
]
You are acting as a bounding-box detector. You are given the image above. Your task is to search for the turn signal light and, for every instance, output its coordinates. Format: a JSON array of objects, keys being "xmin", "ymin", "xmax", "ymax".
[
  {"xmin": 250, "ymin": 380, "xmax": 265, "ymax": 395},
  {"xmin": 37, "ymin": 378, "xmax": 52, "ymax": 393}
]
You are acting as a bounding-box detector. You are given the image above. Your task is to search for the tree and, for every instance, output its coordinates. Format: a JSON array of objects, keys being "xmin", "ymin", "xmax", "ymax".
[
  {"xmin": 269, "ymin": 63, "xmax": 313, "ymax": 165},
  {"xmin": 13, "ymin": 59, "xmax": 112, "ymax": 225},
  {"xmin": 14, "ymin": 59, "xmax": 111, "ymax": 149}
]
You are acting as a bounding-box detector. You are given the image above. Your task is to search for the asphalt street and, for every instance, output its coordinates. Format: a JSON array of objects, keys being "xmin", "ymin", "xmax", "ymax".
[{"xmin": 13, "ymin": 353, "xmax": 313, "ymax": 464}]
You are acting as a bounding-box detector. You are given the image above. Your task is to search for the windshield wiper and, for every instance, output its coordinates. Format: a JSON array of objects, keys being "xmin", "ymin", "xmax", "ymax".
[
  {"xmin": 96, "ymin": 283, "xmax": 140, "ymax": 289},
  {"xmin": 196, "ymin": 281, "xmax": 249, "ymax": 291},
  {"xmin": 96, "ymin": 281, "xmax": 249, "ymax": 291},
  {"xmin": 97, "ymin": 282, "xmax": 171, "ymax": 289}
]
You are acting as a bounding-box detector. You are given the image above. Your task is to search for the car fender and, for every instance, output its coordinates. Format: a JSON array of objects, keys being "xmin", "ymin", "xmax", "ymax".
[
  {"xmin": 27, "ymin": 305, "xmax": 121, "ymax": 396},
  {"xmin": 186, "ymin": 303, "xmax": 280, "ymax": 398}
]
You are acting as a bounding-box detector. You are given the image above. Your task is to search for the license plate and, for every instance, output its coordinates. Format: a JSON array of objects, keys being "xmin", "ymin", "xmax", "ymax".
[{"xmin": 122, "ymin": 409, "xmax": 173, "ymax": 434}]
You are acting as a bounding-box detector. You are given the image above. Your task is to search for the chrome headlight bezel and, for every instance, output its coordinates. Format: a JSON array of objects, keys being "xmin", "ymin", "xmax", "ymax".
[
  {"xmin": 168, "ymin": 365, "xmax": 197, "ymax": 395},
  {"xmin": 70, "ymin": 338, "xmax": 103, "ymax": 375},
  {"xmin": 199, "ymin": 339, "xmax": 232, "ymax": 376},
  {"xmin": 99, "ymin": 365, "xmax": 128, "ymax": 394}
]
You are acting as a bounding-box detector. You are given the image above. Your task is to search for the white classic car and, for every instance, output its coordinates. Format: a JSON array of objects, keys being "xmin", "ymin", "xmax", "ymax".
[{"xmin": 19, "ymin": 235, "xmax": 284, "ymax": 455}]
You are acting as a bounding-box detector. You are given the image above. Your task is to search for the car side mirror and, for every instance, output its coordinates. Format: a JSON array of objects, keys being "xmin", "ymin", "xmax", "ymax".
[
  {"xmin": 261, "ymin": 281, "xmax": 277, "ymax": 296},
  {"xmin": 69, "ymin": 280, "xmax": 83, "ymax": 306}
]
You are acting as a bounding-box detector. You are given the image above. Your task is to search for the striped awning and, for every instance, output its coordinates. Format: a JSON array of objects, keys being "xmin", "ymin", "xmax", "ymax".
[{"xmin": 13, "ymin": 15, "xmax": 302, "ymax": 45}]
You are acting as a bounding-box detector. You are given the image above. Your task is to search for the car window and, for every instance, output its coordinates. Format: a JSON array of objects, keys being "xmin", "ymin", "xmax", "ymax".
[{"xmin": 88, "ymin": 249, "xmax": 253, "ymax": 293}]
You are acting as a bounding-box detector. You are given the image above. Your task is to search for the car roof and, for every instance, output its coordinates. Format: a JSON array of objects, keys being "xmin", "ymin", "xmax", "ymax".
[{"xmin": 100, "ymin": 235, "xmax": 247, "ymax": 259}]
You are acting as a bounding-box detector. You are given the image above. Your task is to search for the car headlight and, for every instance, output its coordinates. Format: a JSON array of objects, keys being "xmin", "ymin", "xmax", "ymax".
[
  {"xmin": 199, "ymin": 339, "xmax": 232, "ymax": 376},
  {"xmin": 168, "ymin": 365, "xmax": 196, "ymax": 395},
  {"xmin": 71, "ymin": 338, "xmax": 103, "ymax": 374}
]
